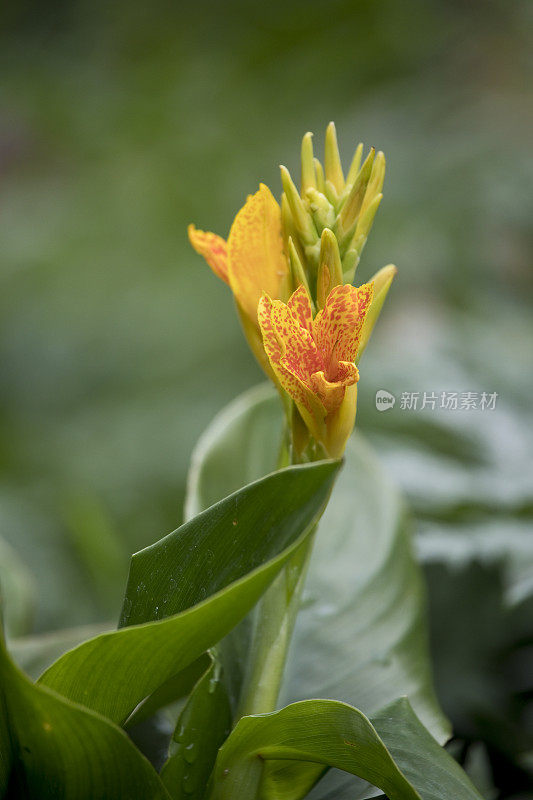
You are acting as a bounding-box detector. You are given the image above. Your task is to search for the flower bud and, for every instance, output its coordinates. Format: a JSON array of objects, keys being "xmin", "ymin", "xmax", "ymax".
[
  {"xmin": 324, "ymin": 122, "xmax": 345, "ymax": 194},
  {"xmin": 357, "ymin": 263, "xmax": 397, "ymax": 359},
  {"xmin": 280, "ymin": 165, "xmax": 318, "ymax": 248},
  {"xmin": 316, "ymin": 229, "xmax": 343, "ymax": 310}
]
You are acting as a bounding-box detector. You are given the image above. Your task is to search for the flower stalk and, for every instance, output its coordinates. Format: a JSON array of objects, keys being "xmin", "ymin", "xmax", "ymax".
[{"xmin": 188, "ymin": 123, "xmax": 397, "ymax": 717}]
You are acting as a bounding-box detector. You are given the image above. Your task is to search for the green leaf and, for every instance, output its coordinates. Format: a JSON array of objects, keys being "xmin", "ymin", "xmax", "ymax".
[
  {"xmin": 186, "ymin": 385, "xmax": 449, "ymax": 745},
  {"xmin": 125, "ymin": 653, "xmax": 211, "ymax": 729},
  {"xmin": 371, "ymin": 697, "xmax": 483, "ymax": 800},
  {"xmin": 160, "ymin": 656, "xmax": 231, "ymax": 799},
  {"xmin": 282, "ymin": 432, "xmax": 449, "ymax": 741},
  {"xmin": 0, "ymin": 605, "xmax": 171, "ymax": 800},
  {"xmin": 38, "ymin": 459, "xmax": 339, "ymax": 726},
  {"xmin": 209, "ymin": 699, "xmax": 420, "ymax": 800},
  {"xmin": 209, "ymin": 698, "xmax": 483, "ymax": 800}
]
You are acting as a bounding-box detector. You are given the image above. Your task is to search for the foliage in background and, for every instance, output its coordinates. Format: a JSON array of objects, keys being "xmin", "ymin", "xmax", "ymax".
[{"xmin": 0, "ymin": 1, "xmax": 532, "ymax": 797}]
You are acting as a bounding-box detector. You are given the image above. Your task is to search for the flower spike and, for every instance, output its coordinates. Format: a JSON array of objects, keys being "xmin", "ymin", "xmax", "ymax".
[{"xmin": 188, "ymin": 123, "xmax": 392, "ymax": 443}]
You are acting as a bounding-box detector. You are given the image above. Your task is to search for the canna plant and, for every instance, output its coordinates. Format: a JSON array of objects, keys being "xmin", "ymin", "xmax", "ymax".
[{"xmin": 0, "ymin": 124, "xmax": 483, "ymax": 800}]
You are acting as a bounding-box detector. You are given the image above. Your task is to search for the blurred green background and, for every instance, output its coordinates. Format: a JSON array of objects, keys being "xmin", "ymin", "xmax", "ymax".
[{"xmin": 1, "ymin": 1, "xmax": 532, "ymax": 796}]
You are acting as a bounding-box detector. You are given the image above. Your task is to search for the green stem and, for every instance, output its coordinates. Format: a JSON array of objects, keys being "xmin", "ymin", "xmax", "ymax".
[
  {"xmin": 236, "ymin": 529, "xmax": 315, "ymax": 718},
  {"xmin": 236, "ymin": 413, "xmax": 323, "ymax": 719}
]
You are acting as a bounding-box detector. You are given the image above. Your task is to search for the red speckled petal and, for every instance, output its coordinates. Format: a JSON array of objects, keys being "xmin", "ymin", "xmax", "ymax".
[
  {"xmin": 258, "ymin": 295, "xmax": 326, "ymax": 424},
  {"xmin": 313, "ymin": 282, "xmax": 374, "ymax": 371},
  {"xmin": 270, "ymin": 300, "xmax": 324, "ymax": 385},
  {"xmin": 287, "ymin": 285, "xmax": 313, "ymax": 334},
  {"xmin": 187, "ymin": 225, "xmax": 229, "ymax": 285}
]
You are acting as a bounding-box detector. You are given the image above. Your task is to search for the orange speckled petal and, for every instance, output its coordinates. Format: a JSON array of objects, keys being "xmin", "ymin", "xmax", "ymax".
[
  {"xmin": 287, "ymin": 285, "xmax": 313, "ymax": 335},
  {"xmin": 313, "ymin": 282, "xmax": 374, "ymax": 369},
  {"xmin": 227, "ymin": 184, "xmax": 290, "ymax": 324},
  {"xmin": 310, "ymin": 361, "xmax": 359, "ymax": 413},
  {"xmin": 187, "ymin": 225, "xmax": 229, "ymax": 285},
  {"xmin": 270, "ymin": 299, "xmax": 323, "ymax": 386},
  {"xmin": 258, "ymin": 296, "xmax": 327, "ymax": 436},
  {"xmin": 258, "ymin": 294, "xmax": 283, "ymax": 367}
]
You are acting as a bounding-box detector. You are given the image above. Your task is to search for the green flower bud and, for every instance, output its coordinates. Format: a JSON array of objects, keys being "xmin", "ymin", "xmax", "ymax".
[
  {"xmin": 317, "ymin": 229, "xmax": 343, "ymax": 309},
  {"xmin": 357, "ymin": 264, "xmax": 397, "ymax": 359},
  {"xmin": 324, "ymin": 121, "xmax": 345, "ymax": 194}
]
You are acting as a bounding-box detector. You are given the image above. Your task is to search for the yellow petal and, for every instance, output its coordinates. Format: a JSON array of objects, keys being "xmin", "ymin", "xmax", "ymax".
[
  {"xmin": 227, "ymin": 185, "xmax": 290, "ymax": 324},
  {"xmin": 187, "ymin": 225, "xmax": 229, "ymax": 285}
]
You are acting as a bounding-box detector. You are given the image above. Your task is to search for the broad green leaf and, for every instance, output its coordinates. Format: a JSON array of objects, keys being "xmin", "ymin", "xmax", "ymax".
[
  {"xmin": 282, "ymin": 433, "xmax": 449, "ymax": 741},
  {"xmin": 209, "ymin": 699, "xmax": 420, "ymax": 800},
  {"xmin": 186, "ymin": 385, "xmax": 449, "ymax": 745},
  {"xmin": 38, "ymin": 460, "xmax": 339, "ymax": 725},
  {"xmin": 160, "ymin": 656, "xmax": 231, "ymax": 799},
  {"xmin": 120, "ymin": 459, "xmax": 337, "ymax": 628},
  {"xmin": 0, "ymin": 606, "xmax": 171, "ymax": 800},
  {"xmin": 210, "ymin": 698, "xmax": 483, "ymax": 800},
  {"xmin": 371, "ymin": 698, "xmax": 483, "ymax": 800}
]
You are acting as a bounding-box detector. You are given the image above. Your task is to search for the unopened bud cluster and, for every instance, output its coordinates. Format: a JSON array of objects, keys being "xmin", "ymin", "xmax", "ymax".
[{"xmin": 280, "ymin": 122, "xmax": 386, "ymax": 310}]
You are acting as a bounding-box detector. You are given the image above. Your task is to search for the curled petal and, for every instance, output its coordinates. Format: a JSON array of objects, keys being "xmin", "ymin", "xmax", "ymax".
[
  {"xmin": 310, "ymin": 361, "xmax": 359, "ymax": 413},
  {"xmin": 187, "ymin": 225, "xmax": 229, "ymax": 285},
  {"xmin": 227, "ymin": 184, "xmax": 290, "ymax": 324}
]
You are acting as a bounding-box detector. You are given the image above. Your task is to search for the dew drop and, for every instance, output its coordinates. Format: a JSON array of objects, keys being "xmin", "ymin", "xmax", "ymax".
[{"xmin": 183, "ymin": 742, "xmax": 197, "ymax": 764}]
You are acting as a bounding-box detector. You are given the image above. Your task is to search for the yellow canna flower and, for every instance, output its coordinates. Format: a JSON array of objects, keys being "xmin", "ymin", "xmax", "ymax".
[
  {"xmin": 189, "ymin": 183, "xmax": 291, "ymax": 375},
  {"xmin": 258, "ymin": 281, "xmax": 373, "ymax": 458},
  {"xmin": 188, "ymin": 125, "xmax": 395, "ymax": 438}
]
